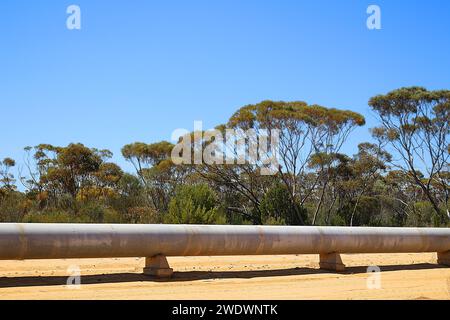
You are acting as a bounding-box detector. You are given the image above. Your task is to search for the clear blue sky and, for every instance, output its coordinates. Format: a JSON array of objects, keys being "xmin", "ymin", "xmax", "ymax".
[{"xmin": 1, "ymin": 0, "xmax": 449, "ymax": 177}]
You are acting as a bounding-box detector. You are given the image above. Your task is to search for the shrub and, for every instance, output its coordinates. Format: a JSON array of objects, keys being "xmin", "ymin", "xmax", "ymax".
[
  {"xmin": 166, "ymin": 184, "xmax": 225, "ymax": 224},
  {"xmin": 406, "ymin": 201, "xmax": 443, "ymax": 227},
  {"xmin": 336, "ymin": 196, "xmax": 382, "ymax": 226},
  {"xmin": 102, "ymin": 208, "xmax": 123, "ymax": 223},
  {"xmin": 22, "ymin": 210, "xmax": 90, "ymax": 223},
  {"xmin": 260, "ymin": 183, "xmax": 308, "ymax": 225},
  {"xmin": 125, "ymin": 206, "xmax": 159, "ymax": 224},
  {"xmin": 263, "ymin": 216, "xmax": 286, "ymax": 225},
  {"xmin": 0, "ymin": 191, "xmax": 27, "ymax": 222}
]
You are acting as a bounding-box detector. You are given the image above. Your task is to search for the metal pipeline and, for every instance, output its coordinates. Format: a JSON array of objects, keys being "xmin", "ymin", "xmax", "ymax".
[{"xmin": 0, "ymin": 223, "xmax": 449, "ymax": 260}]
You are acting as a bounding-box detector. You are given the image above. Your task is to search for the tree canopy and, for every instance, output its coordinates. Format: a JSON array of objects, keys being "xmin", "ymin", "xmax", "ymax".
[{"xmin": 1, "ymin": 88, "xmax": 448, "ymax": 227}]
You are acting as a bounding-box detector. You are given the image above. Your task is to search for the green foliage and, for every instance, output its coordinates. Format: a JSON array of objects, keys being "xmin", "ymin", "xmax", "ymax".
[
  {"xmin": 0, "ymin": 88, "xmax": 447, "ymax": 228},
  {"xmin": 228, "ymin": 100, "xmax": 366, "ymax": 131},
  {"xmin": 78, "ymin": 202, "xmax": 107, "ymax": 222},
  {"xmin": 22, "ymin": 210, "xmax": 91, "ymax": 223},
  {"xmin": 370, "ymin": 87, "xmax": 449, "ymax": 223},
  {"xmin": 263, "ymin": 216, "xmax": 287, "ymax": 225},
  {"xmin": 166, "ymin": 184, "xmax": 225, "ymax": 224},
  {"xmin": 328, "ymin": 213, "xmax": 346, "ymax": 226},
  {"xmin": 338, "ymin": 196, "xmax": 382, "ymax": 227},
  {"xmin": 0, "ymin": 191, "xmax": 27, "ymax": 222},
  {"xmin": 102, "ymin": 208, "xmax": 123, "ymax": 223},
  {"xmin": 122, "ymin": 141, "xmax": 182, "ymax": 213},
  {"xmin": 118, "ymin": 173, "xmax": 145, "ymax": 197},
  {"xmin": 405, "ymin": 202, "xmax": 444, "ymax": 227},
  {"xmin": 22, "ymin": 205, "xmax": 123, "ymax": 224},
  {"xmin": 260, "ymin": 183, "xmax": 308, "ymax": 225},
  {"xmin": 0, "ymin": 157, "xmax": 17, "ymax": 191},
  {"xmin": 125, "ymin": 206, "xmax": 159, "ymax": 224},
  {"xmin": 22, "ymin": 211, "xmax": 70, "ymax": 223}
]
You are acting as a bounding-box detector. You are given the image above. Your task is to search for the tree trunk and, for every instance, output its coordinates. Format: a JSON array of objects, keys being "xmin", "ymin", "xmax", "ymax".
[{"xmin": 312, "ymin": 181, "xmax": 327, "ymax": 225}]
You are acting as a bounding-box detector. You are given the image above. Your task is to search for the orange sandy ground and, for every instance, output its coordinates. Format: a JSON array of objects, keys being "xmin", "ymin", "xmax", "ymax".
[{"xmin": 0, "ymin": 253, "xmax": 449, "ymax": 300}]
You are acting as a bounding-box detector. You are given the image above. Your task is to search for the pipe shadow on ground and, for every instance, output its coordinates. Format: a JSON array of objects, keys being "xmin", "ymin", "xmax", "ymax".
[{"xmin": 0, "ymin": 263, "xmax": 446, "ymax": 288}]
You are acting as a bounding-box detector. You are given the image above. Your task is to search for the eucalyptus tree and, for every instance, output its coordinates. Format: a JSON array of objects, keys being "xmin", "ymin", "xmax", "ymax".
[
  {"xmin": 370, "ymin": 87, "xmax": 450, "ymax": 222},
  {"xmin": 0, "ymin": 158, "xmax": 16, "ymax": 192},
  {"xmin": 187, "ymin": 100, "xmax": 365, "ymax": 225},
  {"xmin": 380, "ymin": 170, "xmax": 422, "ymax": 224},
  {"xmin": 20, "ymin": 143, "xmax": 122, "ymax": 208},
  {"xmin": 122, "ymin": 141, "xmax": 187, "ymax": 212},
  {"xmin": 297, "ymin": 106, "xmax": 366, "ymax": 225},
  {"xmin": 170, "ymin": 128, "xmax": 271, "ymax": 224},
  {"xmin": 348, "ymin": 143, "xmax": 391, "ymax": 226}
]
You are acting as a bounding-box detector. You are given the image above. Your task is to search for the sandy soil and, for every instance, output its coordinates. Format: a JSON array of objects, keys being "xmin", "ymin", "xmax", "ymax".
[{"xmin": 0, "ymin": 253, "xmax": 449, "ymax": 300}]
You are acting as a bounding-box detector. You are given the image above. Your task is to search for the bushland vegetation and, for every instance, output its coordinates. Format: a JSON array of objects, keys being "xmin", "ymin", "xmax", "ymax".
[{"xmin": 1, "ymin": 87, "xmax": 448, "ymax": 226}]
